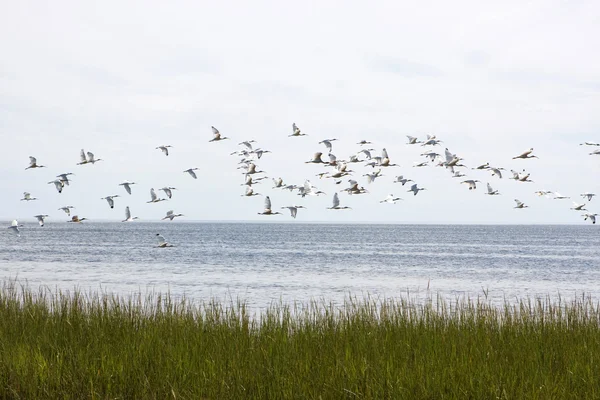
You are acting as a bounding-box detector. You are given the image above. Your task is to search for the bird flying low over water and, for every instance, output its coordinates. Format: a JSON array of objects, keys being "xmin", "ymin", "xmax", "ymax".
[
  {"xmin": 34, "ymin": 214, "xmax": 48, "ymax": 226},
  {"xmin": 122, "ymin": 206, "xmax": 139, "ymax": 222},
  {"xmin": 583, "ymin": 213, "xmax": 598, "ymax": 224},
  {"xmin": 68, "ymin": 215, "xmax": 87, "ymax": 223},
  {"xmin": 258, "ymin": 196, "xmax": 282, "ymax": 215},
  {"xmin": 328, "ymin": 193, "xmax": 351, "ymax": 210},
  {"xmin": 156, "ymin": 234, "xmax": 174, "ymax": 247},
  {"xmin": 281, "ymin": 205, "xmax": 306, "ymax": 218},
  {"xmin": 7, "ymin": 220, "xmax": 22, "ymax": 236},
  {"xmin": 58, "ymin": 206, "xmax": 75, "ymax": 216},
  {"xmin": 162, "ymin": 210, "xmax": 184, "ymax": 221}
]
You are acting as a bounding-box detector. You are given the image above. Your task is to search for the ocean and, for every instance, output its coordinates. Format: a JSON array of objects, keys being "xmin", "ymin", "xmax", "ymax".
[{"xmin": 2, "ymin": 222, "xmax": 599, "ymax": 310}]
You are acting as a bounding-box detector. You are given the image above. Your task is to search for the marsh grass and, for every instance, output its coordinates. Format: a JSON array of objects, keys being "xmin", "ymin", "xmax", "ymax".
[{"xmin": 1, "ymin": 281, "xmax": 599, "ymax": 399}]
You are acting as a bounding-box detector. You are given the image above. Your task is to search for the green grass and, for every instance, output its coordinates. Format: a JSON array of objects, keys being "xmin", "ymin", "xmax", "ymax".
[{"xmin": 1, "ymin": 281, "xmax": 599, "ymax": 399}]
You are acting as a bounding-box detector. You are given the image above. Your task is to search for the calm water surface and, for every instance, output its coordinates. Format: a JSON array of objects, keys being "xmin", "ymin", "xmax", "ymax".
[{"xmin": 1, "ymin": 222, "xmax": 599, "ymax": 310}]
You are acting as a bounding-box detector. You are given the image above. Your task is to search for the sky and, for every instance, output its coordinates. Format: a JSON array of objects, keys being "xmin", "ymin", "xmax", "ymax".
[{"xmin": 1, "ymin": 0, "xmax": 599, "ymax": 224}]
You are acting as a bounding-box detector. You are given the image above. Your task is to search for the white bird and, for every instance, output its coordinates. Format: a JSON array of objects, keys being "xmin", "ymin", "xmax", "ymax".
[
  {"xmin": 421, "ymin": 138, "xmax": 443, "ymax": 146},
  {"xmin": 452, "ymin": 171, "xmax": 467, "ymax": 178},
  {"xmin": 48, "ymin": 180, "xmax": 64, "ymax": 193},
  {"xmin": 473, "ymin": 163, "xmax": 490, "ymax": 170},
  {"xmin": 514, "ymin": 199, "xmax": 528, "ymax": 209},
  {"xmin": 56, "ymin": 173, "xmax": 74, "ymax": 186},
  {"xmin": 147, "ymin": 188, "xmax": 167, "ymax": 203},
  {"xmin": 242, "ymin": 186, "xmax": 261, "ymax": 197},
  {"xmin": 512, "ymin": 148, "xmax": 538, "ymax": 159},
  {"xmin": 156, "ymin": 145, "xmax": 172, "ymax": 156},
  {"xmin": 34, "ymin": 214, "xmax": 48, "ymax": 226},
  {"xmin": 583, "ymin": 213, "xmax": 598, "ymax": 224},
  {"xmin": 581, "ymin": 192, "xmax": 596, "ymax": 202},
  {"xmin": 490, "ymin": 167, "xmax": 505, "ymax": 179},
  {"xmin": 21, "ymin": 192, "xmax": 37, "ymax": 201},
  {"xmin": 319, "ymin": 139, "xmax": 338, "ymax": 152},
  {"xmin": 534, "ymin": 190, "xmax": 552, "ymax": 197},
  {"xmin": 406, "ymin": 136, "xmax": 421, "ymax": 145},
  {"xmin": 357, "ymin": 140, "xmax": 372, "ymax": 145},
  {"xmin": 258, "ymin": 196, "xmax": 282, "ymax": 215},
  {"xmin": 413, "ymin": 162, "xmax": 429, "ymax": 168},
  {"xmin": 122, "ymin": 206, "xmax": 139, "ymax": 222},
  {"xmin": 305, "ymin": 152, "xmax": 326, "ymax": 164},
  {"xmin": 58, "ymin": 206, "xmax": 75, "ymax": 216},
  {"xmin": 281, "ymin": 205, "xmax": 306, "ymax": 219},
  {"xmin": 461, "ymin": 180, "xmax": 480, "ymax": 190},
  {"xmin": 77, "ymin": 150, "xmax": 103, "ymax": 165},
  {"xmin": 119, "ymin": 181, "xmax": 136, "ymax": 195},
  {"xmin": 407, "ymin": 184, "xmax": 426, "ymax": 196},
  {"xmin": 301, "ymin": 180, "xmax": 326, "ymax": 197},
  {"xmin": 380, "ymin": 194, "xmax": 403, "ymax": 204},
  {"xmin": 25, "ymin": 156, "xmax": 46, "ymax": 170},
  {"xmin": 7, "ymin": 220, "xmax": 21, "ymax": 236},
  {"xmin": 156, "ymin": 233, "xmax": 174, "ymax": 248},
  {"xmin": 328, "ymin": 193, "xmax": 351, "ymax": 210},
  {"xmin": 238, "ymin": 140, "xmax": 256, "ymax": 150},
  {"xmin": 272, "ymin": 177, "xmax": 284, "ymax": 188},
  {"xmin": 485, "ymin": 183, "xmax": 500, "ymax": 195},
  {"xmin": 289, "ymin": 123, "xmax": 306, "ymax": 137},
  {"xmin": 252, "ymin": 149, "xmax": 271, "ymax": 159},
  {"xmin": 580, "ymin": 142, "xmax": 600, "ymax": 146},
  {"xmin": 162, "ymin": 210, "xmax": 184, "ymax": 221},
  {"xmin": 552, "ymin": 192, "xmax": 570, "ymax": 200},
  {"xmin": 183, "ymin": 168, "xmax": 199, "ymax": 179},
  {"xmin": 394, "ymin": 176, "xmax": 413, "ymax": 186},
  {"xmin": 589, "ymin": 149, "xmax": 600, "ymax": 156},
  {"xmin": 571, "ymin": 202, "xmax": 587, "ymax": 211},
  {"xmin": 160, "ymin": 187, "xmax": 177, "ymax": 199},
  {"xmin": 364, "ymin": 170, "xmax": 384, "ymax": 184},
  {"xmin": 101, "ymin": 195, "xmax": 120, "ymax": 209},
  {"xmin": 209, "ymin": 126, "xmax": 229, "ymax": 142}
]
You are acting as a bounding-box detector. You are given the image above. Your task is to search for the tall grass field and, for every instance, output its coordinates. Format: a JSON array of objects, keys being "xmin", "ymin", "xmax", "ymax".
[{"xmin": 1, "ymin": 281, "xmax": 599, "ymax": 399}]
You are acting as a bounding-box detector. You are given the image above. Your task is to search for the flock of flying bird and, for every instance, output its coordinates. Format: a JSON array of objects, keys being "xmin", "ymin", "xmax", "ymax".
[{"xmin": 7, "ymin": 125, "xmax": 600, "ymax": 246}]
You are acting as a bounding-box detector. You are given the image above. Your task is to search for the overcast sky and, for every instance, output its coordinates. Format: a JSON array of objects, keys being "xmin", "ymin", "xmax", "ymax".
[{"xmin": 1, "ymin": 0, "xmax": 599, "ymax": 224}]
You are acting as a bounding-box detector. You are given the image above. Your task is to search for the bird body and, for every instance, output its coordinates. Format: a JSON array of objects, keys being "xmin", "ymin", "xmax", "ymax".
[
  {"xmin": 183, "ymin": 168, "xmax": 199, "ymax": 179},
  {"xmin": 162, "ymin": 210, "xmax": 184, "ymax": 221},
  {"xmin": 514, "ymin": 199, "xmax": 528, "ymax": 209},
  {"xmin": 281, "ymin": 206, "xmax": 306, "ymax": 218},
  {"xmin": 21, "ymin": 192, "xmax": 37, "ymax": 201},
  {"xmin": 25, "ymin": 156, "xmax": 45, "ymax": 169},
  {"xmin": 258, "ymin": 196, "xmax": 282, "ymax": 215},
  {"xmin": 156, "ymin": 145, "xmax": 172, "ymax": 156},
  {"xmin": 512, "ymin": 148, "xmax": 538, "ymax": 159},
  {"xmin": 122, "ymin": 206, "xmax": 139, "ymax": 222},
  {"xmin": 34, "ymin": 214, "xmax": 48, "ymax": 226},
  {"xmin": 380, "ymin": 194, "xmax": 403, "ymax": 204},
  {"xmin": 328, "ymin": 193, "xmax": 351, "ymax": 209},
  {"xmin": 101, "ymin": 195, "xmax": 120, "ymax": 209},
  {"xmin": 147, "ymin": 188, "xmax": 167, "ymax": 203},
  {"xmin": 209, "ymin": 126, "xmax": 229, "ymax": 142},
  {"xmin": 119, "ymin": 181, "xmax": 136, "ymax": 195}
]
